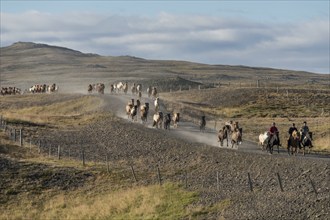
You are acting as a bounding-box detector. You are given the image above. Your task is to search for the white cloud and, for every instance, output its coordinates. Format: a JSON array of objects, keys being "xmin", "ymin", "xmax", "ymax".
[{"xmin": 0, "ymin": 11, "xmax": 329, "ymax": 73}]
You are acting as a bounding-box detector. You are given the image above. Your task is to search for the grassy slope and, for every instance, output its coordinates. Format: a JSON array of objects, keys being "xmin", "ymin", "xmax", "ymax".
[
  {"xmin": 0, "ymin": 132, "xmax": 227, "ymax": 220},
  {"xmin": 0, "ymin": 94, "xmax": 104, "ymax": 128}
]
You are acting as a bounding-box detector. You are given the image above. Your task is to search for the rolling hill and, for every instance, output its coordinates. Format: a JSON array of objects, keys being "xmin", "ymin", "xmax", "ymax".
[{"xmin": 1, "ymin": 42, "xmax": 329, "ymax": 93}]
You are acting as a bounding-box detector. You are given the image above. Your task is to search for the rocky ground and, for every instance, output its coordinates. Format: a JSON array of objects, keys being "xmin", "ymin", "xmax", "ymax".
[{"xmin": 1, "ymin": 93, "xmax": 329, "ymax": 219}]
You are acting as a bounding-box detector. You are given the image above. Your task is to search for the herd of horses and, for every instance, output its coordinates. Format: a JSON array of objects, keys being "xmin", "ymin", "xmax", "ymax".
[
  {"xmin": 1, "ymin": 83, "xmax": 58, "ymax": 95},
  {"xmin": 3, "ymin": 81, "xmax": 315, "ymax": 157},
  {"xmin": 217, "ymin": 121, "xmax": 243, "ymax": 149},
  {"xmin": 88, "ymin": 82, "xmax": 158, "ymax": 99},
  {"xmin": 108, "ymin": 81, "xmax": 313, "ymax": 156}
]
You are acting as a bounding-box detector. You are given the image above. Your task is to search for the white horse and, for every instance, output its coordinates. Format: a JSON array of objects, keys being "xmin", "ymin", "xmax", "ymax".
[
  {"xmin": 115, "ymin": 82, "xmax": 124, "ymax": 93},
  {"xmin": 154, "ymin": 97, "xmax": 160, "ymax": 112}
]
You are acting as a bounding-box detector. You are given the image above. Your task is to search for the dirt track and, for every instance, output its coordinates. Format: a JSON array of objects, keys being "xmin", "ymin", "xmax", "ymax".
[
  {"xmin": 101, "ymin": 93, "xmax": 330, "ymax": 160},
  {"xmin": 25, "ymin": 93, "xmax": 328, "ymax": 219}
]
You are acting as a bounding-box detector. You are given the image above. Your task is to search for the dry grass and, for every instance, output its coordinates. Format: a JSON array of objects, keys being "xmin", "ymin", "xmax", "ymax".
[
  {"xmin": 0, "ymin": 183, "xmax": 200, "ymax": 220},
  {"xmin": 0, "ymin": 95, "xmax": 104, "ymax": 128},
  {"xmin": 0, "ymin": 133, "xmax": 204, "ymax": 220}
]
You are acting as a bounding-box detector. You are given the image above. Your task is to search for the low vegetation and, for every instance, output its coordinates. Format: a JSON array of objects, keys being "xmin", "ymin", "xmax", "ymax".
[
  {"xmin": 0, "ymin": 132, "xmax": 225, "ymax": 220},
  {"xmin": 0, "ymin": 94, "xmax": 104, "ymax": 128}
]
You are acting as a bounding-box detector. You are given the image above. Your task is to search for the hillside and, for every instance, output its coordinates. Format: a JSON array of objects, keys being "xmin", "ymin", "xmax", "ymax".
[{"xmin": 1, "ymin": 42, "xmax": 329, "ymax": 93}]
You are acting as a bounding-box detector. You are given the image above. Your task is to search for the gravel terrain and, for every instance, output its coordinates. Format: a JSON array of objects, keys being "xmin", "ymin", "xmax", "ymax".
[{"xmin": 23, "ymin": 93, "xmax": 329, "ymax": 219}]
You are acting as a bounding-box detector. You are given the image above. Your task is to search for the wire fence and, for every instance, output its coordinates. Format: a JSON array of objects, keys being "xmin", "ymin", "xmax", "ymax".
[{"xmin": 0, "ymin": 115, "xmax": 322, "ymax": 195}]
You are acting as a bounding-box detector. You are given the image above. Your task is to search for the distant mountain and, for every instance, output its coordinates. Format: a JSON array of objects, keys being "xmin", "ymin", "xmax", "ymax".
[
  {"xmin": 1, "ymin": 42, "xmax": 328, "ymax": 91},
  {"xmin": 2, "ymin": 41, "xmax": 98, "ymax": 57}
]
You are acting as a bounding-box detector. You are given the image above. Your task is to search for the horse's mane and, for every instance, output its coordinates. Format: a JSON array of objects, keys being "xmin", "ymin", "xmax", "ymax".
[{"xmin": 292, "ymin": 130, "xmax": 298, "ymax": 138}]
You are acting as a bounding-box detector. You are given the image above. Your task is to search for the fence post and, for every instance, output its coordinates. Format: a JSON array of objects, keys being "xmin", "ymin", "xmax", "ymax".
[
  {"xmin": 48, "ymin": 144, "xmax": 52, "ymax": 157},
  {"xmin": 309, "ymin": 175, "xmax": 317, "ymax": 195},
  {"xmin": 185, "ymin": 171, "xmax": 188, "ymax": 188},
  {"xmin": 38, "ymin": 140, "xmax": 41, "ymax": 154},
  {"xmin": 19, "ymin": 129, "xmax": 23, "ymax": 146},
  {"xmin": 157, "ymin": 166, "xmax": 162, "ymax": 186},
  {"xmin": 106, "ymin": 155, "xmax": 110, "ymax": 174},
  {"xmin": 82, "ymin": 149, "xmax": 85, "ymax": 166},
  {"xmin": 13, "ymin": 129, "xmax": 16, "ymax": 142},
  {"xmin": 248, "ymin": 173, "xmax": 253, "ymax": 192},
  {"xmin": 216, "ymin": 171, "xmax": 220, "ymax": 190},
  {"xmin": 276, "ymin": 172, "xmax": 283, "ymax": 192},
  {"xmin": 130, "ymin": 165, "xmax": 137, "ymax": 182},
  {"xmin": 57, "ymin": 145, "xmax": 61, "ymax": 160}
]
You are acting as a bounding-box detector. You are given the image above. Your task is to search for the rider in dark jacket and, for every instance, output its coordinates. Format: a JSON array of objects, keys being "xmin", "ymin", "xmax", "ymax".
[
  {"xmin": 288, "ymin": 123, "xmax": 298, "ymax": 136},
  {"xmin": 288, "ymin": 123, "xmax": 298, "ymax": 147},
  {"xmin": 269, "ymin": 122, "xmax": 280, "ymax": 146},
  {"xmin": 300, "ymin": 121, "xmax": 310, "ymax": 140}
]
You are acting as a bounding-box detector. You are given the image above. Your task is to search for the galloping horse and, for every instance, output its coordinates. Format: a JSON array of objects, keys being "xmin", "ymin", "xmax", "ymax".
[
  {"xmin": 299, "ymin": 132, "xmax": 313, "ymax": 156},
  {"xmin": 231, "ymin": 129, "xmax": 242, "ymax": 148},
  {"xmin": 266, "ymin": 131, "xmax": 280, "ymax": 154},
  {"xmin": 287, "ymin": 130, "xmax": 300, "ymax": 155},
  {"xmin": 218, "ymin": 126, "xmax": 230, "ymax": 147}
]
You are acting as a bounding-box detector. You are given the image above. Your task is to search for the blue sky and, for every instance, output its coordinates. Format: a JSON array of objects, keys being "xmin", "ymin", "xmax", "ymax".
[{"xmin": 1, "ymin": 0, "xmax": 329, "ymax": 73}]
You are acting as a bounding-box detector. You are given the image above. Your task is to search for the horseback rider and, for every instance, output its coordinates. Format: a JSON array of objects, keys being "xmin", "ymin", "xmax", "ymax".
[
  {"xmin": 288, "ymin": 123, "xmax": 298, "ymax": 136},
  {"xmin": 268, "ymin": 122, "xmax": 280, "ymax": 146},
  {"xmin": 300, "ymin": 121, "xmax": 310, "ymax": 141},
  {"xmin": 287, "ymin": 123, "xmax": 299, "ymax": 148}
]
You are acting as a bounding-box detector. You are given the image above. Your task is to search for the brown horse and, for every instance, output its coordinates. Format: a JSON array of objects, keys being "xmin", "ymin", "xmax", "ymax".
[
  {"xmin": 287, "ymin": 130, "xmax": 300, "ymax": 155},
  {"xmin": 218, "ymin": 126, "xmax": 230, "ymax": 147},
  {"xmin": 231, "ymin": 129, "xmax": 242, "ymax": 148}
]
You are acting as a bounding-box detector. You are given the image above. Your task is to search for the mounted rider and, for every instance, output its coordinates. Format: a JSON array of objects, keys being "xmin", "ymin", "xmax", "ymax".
[
  {"xmin": 300, "ymin": 121, "xmax": 314, "ymax": 149},
  {"xmin": 288, "ymin": 123, "xmax": 298, "ymax": 136},
  {"xmin": 268, "ymin": 122, "xmax": 281, "ymax": 146},
  {"xmin": 287, "ymin": 123, "xmax": 299, "ymax": 148},
  {"xmin": 300, "ymin": 121, "xmax": 309, "ymax": 139}
]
